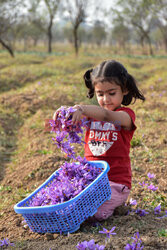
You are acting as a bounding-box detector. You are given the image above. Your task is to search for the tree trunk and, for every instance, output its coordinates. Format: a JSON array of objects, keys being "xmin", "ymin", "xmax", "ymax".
[
  {"xmin": 157, "ymin": 25, "xmax": 167, "ymax": 53},
  {"xmin": 48, "ymin": 17, "xmax": 53, "ymax": 53},
  {"xmin": 23, "ymin": 37, "xmax": 27, "ymax": 52},
  {"xmin": 0, "ymin": 38, "xmax": 14, "ymax": 57},
  {"xmin": 140, "ymin": 36, "xmax": 145, "ymax": 54},
  {"xmin": 163, "ymin": 36, "xmax": 167, "ymax": 52},
  {"xmin": 146, "ymin": 35, "xmax": 153, "ymax": 55},
  {"xmin": 73, "ymin": 27, "xmax": 79, "ymax": 56},
  {"xmin": 33, "ymin": 38, "xmax": 38, "ymax": 47}
]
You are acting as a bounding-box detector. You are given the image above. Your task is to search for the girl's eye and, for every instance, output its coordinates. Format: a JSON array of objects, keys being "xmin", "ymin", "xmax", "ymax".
[{"xmin": 109, "ymin": 93, "xmax": 115, "ymax": 96}]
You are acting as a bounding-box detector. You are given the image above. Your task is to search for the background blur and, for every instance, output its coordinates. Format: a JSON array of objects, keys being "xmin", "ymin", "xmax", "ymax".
[{"xmin": 1, "ymin": 0, "xmax": 167, "ymax": 57}]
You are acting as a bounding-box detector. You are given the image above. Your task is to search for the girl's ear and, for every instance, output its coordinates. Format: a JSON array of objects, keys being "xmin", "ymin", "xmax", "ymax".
[{"xmin": 123, "ymin": 89, "xmax": 129, "ymax": 96}]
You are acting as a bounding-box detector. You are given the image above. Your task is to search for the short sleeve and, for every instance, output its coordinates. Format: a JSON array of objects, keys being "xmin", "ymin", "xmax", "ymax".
[{"xmin": 117, "ymin": 107, "xmax": 137, "ymax": 131}]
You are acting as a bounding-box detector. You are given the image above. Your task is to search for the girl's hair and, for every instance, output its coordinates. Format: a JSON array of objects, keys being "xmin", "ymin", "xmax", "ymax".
[{"xmin": 83, "ymin": 60, "xmax": 145, "ymax": 105}]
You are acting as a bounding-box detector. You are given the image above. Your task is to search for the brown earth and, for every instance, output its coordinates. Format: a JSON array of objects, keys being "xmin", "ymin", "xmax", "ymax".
[
  {"xmin": 0, "ymin": 92, "xmax": 167, "ymax": 249},
  {"xmin": 0, "ymin": 55, "xmax": 167, "ymax": 249}
]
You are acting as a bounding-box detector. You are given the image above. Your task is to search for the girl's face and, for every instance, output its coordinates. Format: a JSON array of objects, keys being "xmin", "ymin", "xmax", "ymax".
[{"xmin": 95, "ymin": 81, "xmax": 128, "ymax": 111}]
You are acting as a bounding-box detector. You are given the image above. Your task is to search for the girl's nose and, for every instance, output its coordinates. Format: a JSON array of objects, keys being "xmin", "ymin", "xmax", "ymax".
[{"xmin": 104, "ymin": 94, "xmax": 110, "ymax": 103}]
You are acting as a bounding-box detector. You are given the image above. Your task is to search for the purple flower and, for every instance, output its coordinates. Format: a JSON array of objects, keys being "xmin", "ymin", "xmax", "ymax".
[
  {"xmin": 29, "ymin": 160, "xmax": 101, "ymax": 207},
  {"xmin": 76, "ymin": 239, "xmax": 105, "ymax": 250},
  {"xmin": 125, "ymin": 243, "xmax": 133, "ymax": 249},
  {"xmin": 135, "ymin": 208, "xmax": 149, "ymax": 217},
  {"xmin": 99, "ymin": 227, "xmax": 116, "ymax": 238},
  {"xmin": 157, "ymin": 210, "xmax": 167, "ymax": 219},
  {"xmin": 147, "ymin": 184, "xmax": 158, "ymax": 191},
  {"xmin": 139, "ymin": 181, "xmax": 148, "ymax": 187},
  {"xmin": 125, "ymin": 242, "xmax": 144, "ymax": 250},
  {"xmin": 131, "ymin": 232, "xmax": 140, "ymax": 242},
  {"xmin": 0, "ymin": 238, "xmax": 14, "ymax": 247},
  {"xmin": 129, "ymin": 198, "xmax": 137, "ymax": 206},
  {"xmin": 125, "ymin": 232, "xmax": 144, "ymax": 249},
  {"xmin": 76, "ymin": 240, "xmax": 88, "ymax": 250},
  {"xmin": 50, "ymin": 106, "xmax": 87, "ymax": 160},
  {"xmin": 147, "ymin": 172, "xmax": 155, "ymax": 179},
  {"xmin": 154, "ymin": 204, "xmax": 161, "ymax": 215}
]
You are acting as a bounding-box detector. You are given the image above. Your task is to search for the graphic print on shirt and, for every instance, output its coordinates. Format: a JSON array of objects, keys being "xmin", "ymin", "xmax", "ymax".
[{"xmin": 88, "ymin": 121, "xmax": 119, "ymax": 156}]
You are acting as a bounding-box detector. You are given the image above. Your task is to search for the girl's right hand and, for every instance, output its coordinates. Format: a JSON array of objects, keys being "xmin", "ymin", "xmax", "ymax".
[{"xmin": 52, "ymin": 106, "xmax": 68, "ymax": 121}]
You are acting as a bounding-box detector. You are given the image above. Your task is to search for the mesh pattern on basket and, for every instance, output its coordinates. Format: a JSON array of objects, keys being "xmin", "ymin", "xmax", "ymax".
[{"xmin": 14, "ymin": 161, "xmax": 111, "ymax": 234}]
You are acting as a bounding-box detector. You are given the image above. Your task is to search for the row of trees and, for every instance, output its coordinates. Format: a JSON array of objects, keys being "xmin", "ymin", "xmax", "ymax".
[{"xmin": 0, "ymin": 0, "xmax": 167, "ymax": 57}]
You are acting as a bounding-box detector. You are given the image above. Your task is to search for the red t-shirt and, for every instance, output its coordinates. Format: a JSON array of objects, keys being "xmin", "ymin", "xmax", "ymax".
[{"xmin": 84, "ymin": 107, "xmax": 136, "ymax": 189}]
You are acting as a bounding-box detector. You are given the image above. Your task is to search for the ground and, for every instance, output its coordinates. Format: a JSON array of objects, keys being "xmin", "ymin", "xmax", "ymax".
[{"xmin": 0, "ymin": 48, "xmax": 167, "ymax": 249}]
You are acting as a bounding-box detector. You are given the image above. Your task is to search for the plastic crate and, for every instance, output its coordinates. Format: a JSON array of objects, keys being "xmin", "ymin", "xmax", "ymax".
[{"xmin": 14, "ymin": 161, "xmax": 111, "ymax": 234}]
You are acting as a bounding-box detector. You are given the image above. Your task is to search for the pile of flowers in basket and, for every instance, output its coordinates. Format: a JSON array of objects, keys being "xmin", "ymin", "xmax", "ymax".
[
  {"xmin": 29, "ymin": 157, "xmax": 101, "ymax": 207},
  {"xmin": 29, "ymin": 106, "xmax": 101, "ymax": 207}
]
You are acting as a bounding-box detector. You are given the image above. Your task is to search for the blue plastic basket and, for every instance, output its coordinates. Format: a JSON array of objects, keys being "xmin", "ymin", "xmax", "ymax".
[{"xmin": 14, "ymin": 161, "xmax": 111, "ymax": 234}]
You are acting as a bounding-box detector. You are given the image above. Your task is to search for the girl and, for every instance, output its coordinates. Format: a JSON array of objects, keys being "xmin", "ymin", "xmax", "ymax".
[{"xmin": 54, "ymin": 60, "xmax": 145, "ymax": 221}]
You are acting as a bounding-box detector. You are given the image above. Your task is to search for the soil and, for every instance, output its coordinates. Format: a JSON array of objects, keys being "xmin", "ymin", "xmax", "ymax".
[{"xmin": 0, "ymin": 55, "xmax": 167, "ymax": 250}]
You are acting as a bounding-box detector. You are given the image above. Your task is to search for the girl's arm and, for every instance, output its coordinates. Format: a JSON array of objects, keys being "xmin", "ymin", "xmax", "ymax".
[{"xmin": 72, "ymin": 105, "xmax": 133, "ymax": 130}]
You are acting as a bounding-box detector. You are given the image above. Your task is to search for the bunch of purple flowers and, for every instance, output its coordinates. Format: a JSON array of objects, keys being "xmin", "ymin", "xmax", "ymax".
[
  {"xmin": 0, "ymin": 238, "xmax": 14, "ymax": 248},
  {"xmin": 125, "ymin": 232, "xmax": 144, "ymax": 250},
  {"xmin": 50, "ymin": 106, "xmax": 88, "ymax": 159},
  {"xmin": 139, "ymin": 172, "xmax": 158, "ymax": 191},
  {"xmin": 29, "ymin": 157, "xmax": 101, "ymax": 207},
  {"xmin": 76, "ymin": 239, "xmax": 105, "ymax": 250}
]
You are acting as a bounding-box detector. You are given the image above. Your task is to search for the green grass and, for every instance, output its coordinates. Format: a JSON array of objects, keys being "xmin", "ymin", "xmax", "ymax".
[{"xmin": 158, "ymin": 229, "xmax": 167, "ymax": 237}]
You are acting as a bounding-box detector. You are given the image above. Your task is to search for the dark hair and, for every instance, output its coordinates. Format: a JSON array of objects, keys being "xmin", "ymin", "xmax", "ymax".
[{"xmin": 83, "ymin": 60, "xmax": 145, "ymax": 105}]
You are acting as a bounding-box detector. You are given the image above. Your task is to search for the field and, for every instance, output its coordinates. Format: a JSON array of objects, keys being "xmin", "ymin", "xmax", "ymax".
[{"xmin": 0, "ymin": 47, "xmax": 167, "ymax": 249}]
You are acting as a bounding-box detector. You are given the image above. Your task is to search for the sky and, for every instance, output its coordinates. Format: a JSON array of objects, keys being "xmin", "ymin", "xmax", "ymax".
[{"xmin": 83, "ymin": 0, "xmax": 117, "ymax": 27}]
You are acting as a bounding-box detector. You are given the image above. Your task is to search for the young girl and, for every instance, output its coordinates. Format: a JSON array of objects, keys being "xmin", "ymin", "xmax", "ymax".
[{"xmin": 54, "ymin": 60, "xmax": 145, "ymax": 221}]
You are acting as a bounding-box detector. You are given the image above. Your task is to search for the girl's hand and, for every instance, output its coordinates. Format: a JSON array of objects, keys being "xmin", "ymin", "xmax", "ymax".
[
  {"xmin": 71, "ymin": 105, "xmax": 84, "ymax": 124},
  {"xmin": 53, "ymin": 106, "xmax": 68, "ymax": 121}
]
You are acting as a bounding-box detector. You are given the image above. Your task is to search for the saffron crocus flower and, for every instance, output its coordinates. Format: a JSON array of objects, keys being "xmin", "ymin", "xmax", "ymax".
[
  {"xmin": 125, "ymin": 241, "xmax": 144, "ymax": 250},
  {"xmin": 99, "ymin": 227, "xmax": 116, "ymax": 238},
  {"xmin": 139, "ymin": 181, "xmax": 148, "ymax": 187},
  {"xmin": 76, "ymin": 240, "xmax": 88, "ymax": 250},
  {"xmin": 0, "ymin": 238, "xmax": 14, "ymax": 247},
  {"xmin": 50, "ymin": 106, "xmax": 88, "ymax": 160},
  {"xmin": 147, "ymin": 172, "xmax": 155, "ymax": 179},
  {"xmin": 154, "ymin": 204, "xmax": 161, "ymax": 215},
  {"xmin": 29, "ymin": 160, "xmax": 101, "ymax": 207},
  {"xmin": 157, "ymin": 210, "xmax": 167, "ymax": 219},
  {"xmin": 131, "ymin": 232, "xmax": 141, "ymax": 242},
  {"xmin": 129, "ymin": 198, "xmax": 137, "ymax": 206},
  {"xmin": 125, "ymin": 232, "xmax": 144, "ymax": 249},
  {"xmin": 135, "ymin": 208, "xmax": 149, "ymax": 217},
  {"xmin": 76, "ymin": 239, "xmax": 105, "ymax": 250},
  {"xmin": 147, "ymin": 184, "xmax": 158, "ymax": 191}
]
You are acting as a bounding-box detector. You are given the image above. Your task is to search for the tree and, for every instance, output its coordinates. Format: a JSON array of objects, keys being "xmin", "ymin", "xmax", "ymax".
[
  {"xmin": 0, "ymin": 0, "xmax": 23, "ymax": 57},
  {"xmin": 65, "ymin": 0, "xmax": 90, "ymax": 55},
  {"xmin": 63, "ymin": 23, "xmax": 73, "ymax": 44},
  {"xmin": 43, "ymin": 0, "xmax": 61, "ymax": 53},
  {"xmin": 113, "ymin": 0, "xmax": 154, "ymax": 55},
  {"xmin": 111, "ymin": 16, "xmax": 131, "ymax": 50},
  {"xmin": 150, "ymin": 0, "xmax": 167, "ymax": 52},
  {"xmin": 26, "ymin": 0, "xmax": 61, "ymax": 53},
  {"xmin": 92, "ymin": 20, "xmax": 107, "ymax": 47},
  {"xmin": 27, "ymin": 0, "xmax": 47, "ymax": 47}
]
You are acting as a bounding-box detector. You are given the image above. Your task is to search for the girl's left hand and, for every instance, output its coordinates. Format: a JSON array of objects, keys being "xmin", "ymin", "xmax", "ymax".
[{"xmin": 71, "ymin": 105, "xmax": 84, "ymax": 124}]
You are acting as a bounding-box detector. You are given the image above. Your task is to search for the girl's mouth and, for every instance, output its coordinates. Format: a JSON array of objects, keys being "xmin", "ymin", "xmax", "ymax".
[
  {"xmin": 104, "ymin": 104, "xmax": 113, "ymax": 110},
  {"xmin": 104, "ymin": 104, "xmax": 112, "ymax": 107}
]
